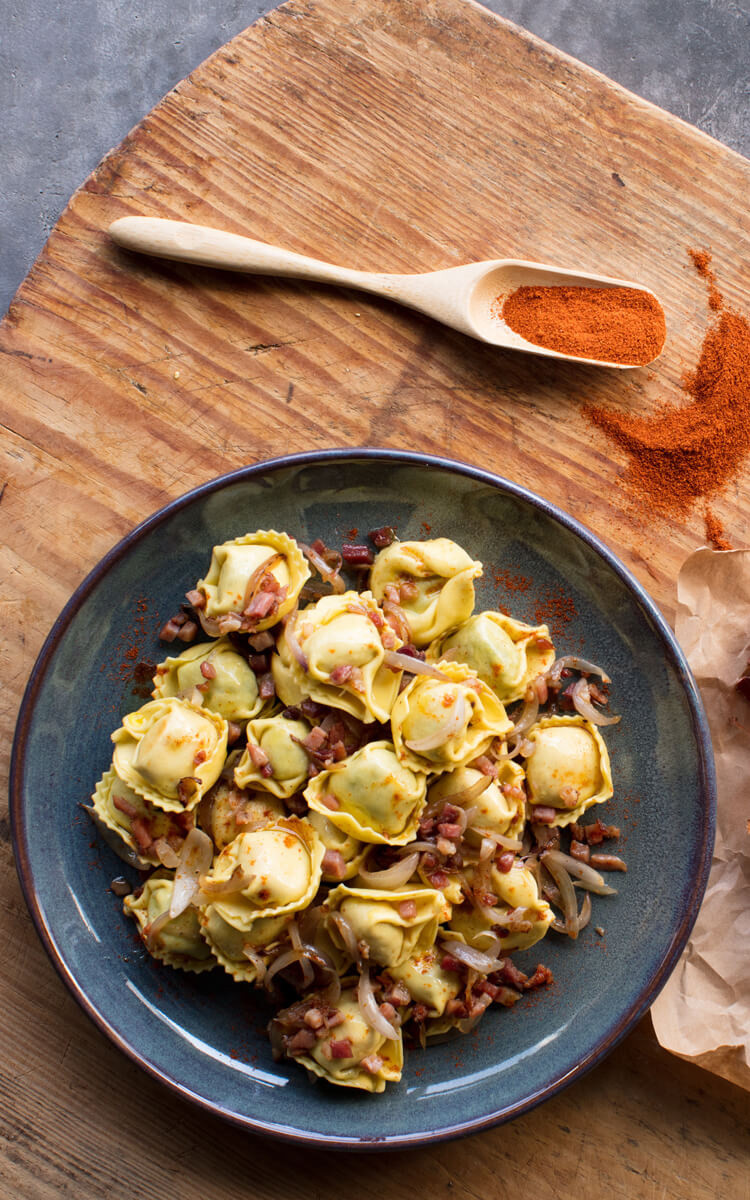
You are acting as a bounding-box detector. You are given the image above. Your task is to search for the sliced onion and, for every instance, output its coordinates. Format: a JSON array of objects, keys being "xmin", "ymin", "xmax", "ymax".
[
  {"xmin": 357, "ymin": 851, "xmax": 420, "ymax": 889},
  {"xmin": 397, "ymin": 840, "xmax": 441, "ymax": 855},
  {"xmin": 405, "ymin": 691, "xmax": 467, "ymax": 752},
  {"xmin": 299, "ymin": 956, "xmax": 316, "ymax": 989},
  {"xmin": 542, "ymin": 848, "xmax": 617, "ymax": 895},
  {"xmin": 477, "ymin": 902, "xmax": 509, "ymax": 924},
  {"xmin": 523, "ymin": 854, "xmax": 542, "ymax": 891},
  {"xmin": 496, "ymin": 735, "xmax": 534, "ymax": 761},
  {"xmin": 552, "ymin": 891, "xmax": 592, "ymax": 935},
  {"xmin": 438, "ymin": 776, "xmax": 491, "ymax": 809},
  {"xmin": 357, "ymin": 968, "xmax": 400, "ymax": 1039},
  {"xmin": 143, "ymin": 908, "xmax": 171, "ymax": 950},
  {"xmin": 169, "ymin": 827, "xmax": 214, "ymax": 919},
  {"xmin": 80, "ymin": 804, "xmax": 148, "ymax": 870},
  {"xmin": 297, "ymin": 542, "xmax": 345, "ymax": 594},
  {"xmin": 242, "ymin": 945, "xmax": 268, "ymax": 982},
  {"xmin": 468, "ymin": 825, "xmax": 523, "ymax": 852},
  {"xmin": 287, "ymin": 921, "xmax": 316, "ymax": 989},
  {"xmin": 197, "ymin": 866, "xmax": 255, "ymax": 897},
  {"xmin": 570, "ymin": 677, "xmax": 621, "ymax": 726},
  {"xmin": 328, "ymin": 912, "xmax": 360, "ymax": 963},
  {"xmin": 382, "ymin": 650, "xmax": 451, "ymax": 680},
  {"xmin": 217, "ymin": 613, "xmax": 243, "ymax": 634},
  {"xmin": 197, "ymin": 611, "xmax": 222, "ymax": 638},
  {"xmin": 546, "ymin": 655, "xmax": 611, "ymax": 684},
  {"xmin": 264, "ymin": 946, "xmax": 311, "ymax": 988},
  {"xmin": 152, "ymin": 836, "xmax": 180, "ymax": 869},
  {"xmin": 492, "ymin": 907, "xmax": 533, "ymax": 932},
  {"xmin": 302, "ymin": 942, "xmax": 339, "ymax": 979},
  {"xmin": 480, "ymin": 932, "xmax": 503, "ymax": 959},
  {"xmin": 440, "ymin": 939, "xmax": 502, "ymax": 974},
  {"xmin": 283, "ymin": 609, "xmax": 309, "ymax": 672},
  {"xmin": 541, "ymin": 853, "xmax": 581, "ymax": 938},
  {"xmin": 508, "ymin": 689, "xmax": 539, "ymax": 738},
  {"xmin": 242, "ymin": 553, "xmax": 282, "ymax": 611},
  {"xmin": 479, "ymin": 837, "xmax": 497, "ymax": 862}
]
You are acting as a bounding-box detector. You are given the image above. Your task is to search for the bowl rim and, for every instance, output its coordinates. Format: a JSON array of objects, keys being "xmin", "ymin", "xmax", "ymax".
[{"xmin": 10, "ymin": 447, "xmax": 716, "ymax": 1149}]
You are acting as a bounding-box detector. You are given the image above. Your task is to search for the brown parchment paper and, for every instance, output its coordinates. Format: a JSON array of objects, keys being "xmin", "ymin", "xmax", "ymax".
[{"xmin": 650, "ymin": 548, "xmax": 750, "ymax": 1091}]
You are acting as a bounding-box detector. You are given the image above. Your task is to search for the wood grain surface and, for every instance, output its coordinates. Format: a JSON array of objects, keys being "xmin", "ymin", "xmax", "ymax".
[{"xmin": 2, "ymin": 0, "xmax": 749, "ymax": 1195}]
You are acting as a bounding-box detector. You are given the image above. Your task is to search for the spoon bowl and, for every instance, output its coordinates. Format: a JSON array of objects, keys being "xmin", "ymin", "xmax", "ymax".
[{"xmin": 109, "ymin": 217, "xmax": 665, "ymax": 368}]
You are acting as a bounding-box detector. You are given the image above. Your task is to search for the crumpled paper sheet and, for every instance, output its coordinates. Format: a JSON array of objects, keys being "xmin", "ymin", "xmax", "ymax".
[{"xmin": 650, "ymin": 548, "xmax": 750, "ymax": 1091}]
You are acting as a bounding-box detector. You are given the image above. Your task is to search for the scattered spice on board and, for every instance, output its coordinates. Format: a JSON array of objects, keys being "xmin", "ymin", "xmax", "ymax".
[
  {"xmin": 498, "ymin": 284, "xmax": 666, "ymax": 365},
  {"xmin": 585, "ymin": 251, "xmax": 749, "ymax": 547},
  {"xmin": 688, "ymin": 248, "xmax": 723, "ymax": 312},
  {"xmin": 704, "ymin": 508, "xmax": 732, "ymax": 551}
]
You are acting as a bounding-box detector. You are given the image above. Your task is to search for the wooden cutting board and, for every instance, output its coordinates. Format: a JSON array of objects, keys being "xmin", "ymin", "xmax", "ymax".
[{"xmin": 1, "ymin": 0, "xmax": 748, "ymax": 1195}]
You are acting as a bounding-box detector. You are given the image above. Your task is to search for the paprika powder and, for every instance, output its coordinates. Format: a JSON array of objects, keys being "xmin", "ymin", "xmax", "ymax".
[
  {"xmin": 584, "ymin": 251, "xmax": 749, "ymax": 547},
  {"xmin": 499, "ymin": 284, "xmax": 666, "ymax": 365}
]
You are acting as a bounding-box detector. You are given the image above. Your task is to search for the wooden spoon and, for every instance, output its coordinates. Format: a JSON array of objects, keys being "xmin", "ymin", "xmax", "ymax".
[{"xmin": 109, "ymin": 216, "xmax": 664, "ymax": 368}]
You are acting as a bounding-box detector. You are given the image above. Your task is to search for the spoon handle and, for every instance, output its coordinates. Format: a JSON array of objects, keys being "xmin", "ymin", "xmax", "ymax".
[{"xmin": 109, "ymin": 217, "xmax": 392, "ymax": 292}]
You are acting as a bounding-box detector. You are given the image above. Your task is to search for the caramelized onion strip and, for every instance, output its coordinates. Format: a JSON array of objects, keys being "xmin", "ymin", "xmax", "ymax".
[
  {"xmin": 357, "ymin": 852, "xmax": 421, "ymax": 889},
  {"xmin": 357, "ymin": 967, "xmax": 400, "ymax": 1040}
]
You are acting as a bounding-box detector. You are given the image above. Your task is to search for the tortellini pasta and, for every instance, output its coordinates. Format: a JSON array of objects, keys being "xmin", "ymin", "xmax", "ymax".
[
  {"xmin": 426, "ymin": 760, "xmax": 526, "ymax": 844},
  {"xmin": 391, "ymin": 660, "xmax": 511, "ymax": 772},
  {"xmin": 234, "ymin": 715, "xmax": 311, "ymax": 798},
  {"xmin": 326, "ymin": 884, "xmax": 447, "ymax": 969},
  {"xmin": 369, "ymin": 537, "xmax": 482, "ymax": 646},
  {"xmin": 200, "ymin": 907, "xmax": 292, "ymax": 983},
  {"xmin": 197, "ymin": 753, "xmax": 285, "ymax": 849},
  {"xmin": 125, "ymin": 873, "xmax": 217, "ymax": 972},
  {"xmin": 306, "ymin": 809, "xmax": 368, "ymax": 882},
  {"xmin": 525, "ymin": 715, "xmax": 613, "ymax": 826},
  {"xmin": 201, "ymin": 817, "xmax": 324, "ymax": 926},
  {"xmin": 448, "ymin": 863, "xmax": 553, "ymax": 952},
  {"xmin": 92, "ymin": 766, "xmax": 190, "ymax": 867},
  {"xmin": 272, "ymin": 591, "xmax": 402, "ymax": 723},
  {"xmin": 89, "ymin": 524, "xmax": 622, "ymax": 1096},
  {"xmin": 388, "ymin": 946, "xmax": 462, "ymax": 1018},
  {"xmin": 429, "ymin": 612, "xmax": 555, "ymax": 704},
  {"xmin": 152, "ymin": 637, "xmax": 263, "ymax": 721},
  {"xmin": 305, "ymin": 741, "xmax": 428, "ymax": 845},
  {"xmin": 283, "ymin": 990, "xmax": 403, "ymax": 1094},
  {"xmin": 111, "ymin": 697, "xmax": 227, "ymax": 812},
  {"xmin": 196, "ymin": 530, "xmax": 309, "ymax": 634}
]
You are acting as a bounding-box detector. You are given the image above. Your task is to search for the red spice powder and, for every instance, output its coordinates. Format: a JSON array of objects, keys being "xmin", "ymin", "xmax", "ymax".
[
  {"xmin": 533, "ymin": 586, "xmax": 577, "ymax": 639},
  {"xmin": 500, "ymin": 284, "xmax": 666, "ymax": 365},
  {"xmin": 100, "ymin": 595, "xmax": 156, "ymax": 687},
  {"xmin": 585, "ymin": 307, "xmax": 750, "ymax": 520},
  {"xmin": 704, "ymin": 507, "xmax": 733, "ymax": 551},
  {"xmin": 688, "ymin": 248, "xmax": 723, "ymax": 312},
  {"xmin": 492, "ymin": 567, "xmax": 532, "ymax": 594}
]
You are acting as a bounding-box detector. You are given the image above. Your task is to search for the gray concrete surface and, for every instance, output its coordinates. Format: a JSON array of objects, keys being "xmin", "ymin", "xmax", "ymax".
[{"xmin": 2, "ymin": 0, "xmax": 748, "ymax": 318}]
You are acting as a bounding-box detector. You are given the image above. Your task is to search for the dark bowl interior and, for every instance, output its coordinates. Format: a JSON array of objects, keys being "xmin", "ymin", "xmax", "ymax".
[{"xmin": 11, "ymin": 449, "xmax": 715, "ymax": 1148}]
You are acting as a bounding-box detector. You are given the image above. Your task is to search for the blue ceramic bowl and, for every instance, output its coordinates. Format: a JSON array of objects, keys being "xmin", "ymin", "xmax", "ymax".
[{"xmin": 11, "ymin": 449, "xmax": 715, "ymax": 1148}]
